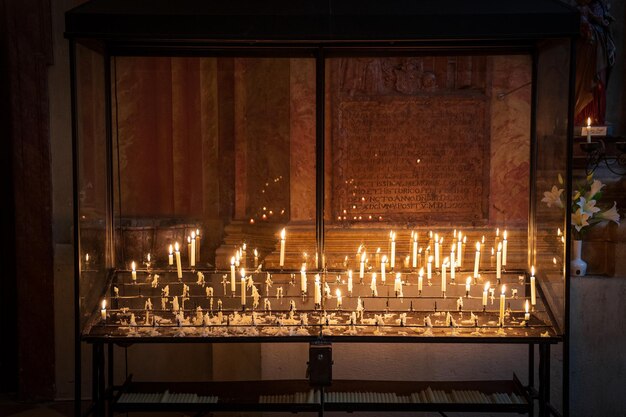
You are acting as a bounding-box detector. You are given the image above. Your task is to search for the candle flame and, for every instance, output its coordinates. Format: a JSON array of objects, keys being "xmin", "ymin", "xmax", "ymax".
[
  {"xmin": 376, "ymin": 247, "xmax": 381, "ymax": 253},
  {"xmin": 481, "ymin": 235, "xmax": 485, "ymax": 244},
  {"xmin": 491, "ymin": 247, "xmax": 495, "ymax": 255},
  {"xmin": 466, "ymin": 276, "xmax": 472, "ymax": 286},
  {"xmin": 280, "ymin": 228, "xmax": 286, "ymax": 239},
  {"xmin": 131, "ymin": 261, "xmax": 136, "ymax": 271},
  {"xmin": 462, "ymin": 236, "xmax": 466, "ymax": 243},
  {"xmin": 315, "ymin": 274, "xmax": 320, "ymax": 283},
  {"xmin": 230, "ymin": 256, "xmax": 235, "ymax": 265},
  {"xmin": 428, "ymin": 255, "xmax": 433, "ymax": 262},
  {"xmin": 484, "ymin": 282, "xmax": 490, "ymax": 291},
  {"xmin": 175, "ymin": 242, "xmax": 180, "ymax": 252},
  {"xmin": 85, "ymin": 253, "xmax": 89, "ymax": 262},
  {"xmin": 361, "ymin": 251, "xmax": 366, "ymax": 262},
  {"xmin": 348, "ymin": 270, "xmax": 352, "ymax": 278},
  {"xmin": 301, "ymin": 265, "xmax": 306, "ymax": 273},
  {"xmin": 497, "ymin": 242, "xmax": 502, "ymax": 251},
  {"xmin": 187, "ymin": 236, "xmax": 191, "ymax": 243},
  {"xmin": 101, "ymin": 299, "xmax": 106, "ymax": 309},
  {"xmin": 396, "ymin": 272, "xmax": 401, "ymax": 280},
  {"xmin": 525, "ymin": 300, "xmax": 530, "ymax": 313},
  {"xmin": 476, "ymin": 241, "xmax": 481, "ymax": 251},
  {"xmin": 191, "ymin": 231, "xmax": 196, "ymax": 239},
  {"xmin": 336, "ymin": 289, "xmax": 341, "ymax": 297},
  {"xmin": 254, "ymin": 248, "xmax": 258, "ymax": 256},
  {"xmin": 240, "ymin": 268, "xmax": 246, "ymax": 277},
  {"xmin": 196, "ymin": 228, "xmax": 200, "ymax": 236},
  {"xmin": 503, "ymin": 230, "xmax": 507, "ymax": 240},
  {"xmin": 531, "ymin": 265, "xmax": 535, "ymax": 276},
  {"xmin": 418, "ymin": 267, "xmax": 424, "ymax": 276},
  {"xmin": 501, "ymin": 285, "xmax": 506, "ymax": 295},
  {"xmin": 443, "ymin": 257, "xmax": 449, "ymax": 265},
  {"xmin": 587, "ymin": 116, "xmax": 591, "ymax": 128},
  {"xmin": 382, "ymin": 255, "xmax": 388, "ymax": 263},
  {"xmin": 429, "ymin": 231, "xmax": 433, "ymax": 238},
  {"xmin": 496, "ymin": 228, "xmax": 500, "ymax": 236}
]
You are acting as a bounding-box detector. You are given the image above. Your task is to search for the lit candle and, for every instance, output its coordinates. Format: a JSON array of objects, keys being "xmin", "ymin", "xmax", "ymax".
[
  {"xmin": 173, "ymin": 242, "xmax": 182, "ymax": 278},
  {"xmin": 190, "ymin": 231, "xmax": 196, "ymax": 267},
  {"xmin": 502, "ymin": 230, "xmax": 508, "ymax": 267},
  {"xmin": 412, "ymin": 231, "xmax": 418, "ymax": 269},
  {"xmin": 450, "ymin": 246, "xmax": 456, "ymax": 282},
  {"xmin": 390, "ymin": 231, "xmax": 396, "ymax": 269},
  {"xmin": 418, "ymin": 247, "xmax": 423, "ymax": 269},
  {"xmin": 314, "ymin": 275, "xmax": 321, "ymax": 306},
  {"xmin": 496, "ymin": 242, "xmax": 502, "ymax": 282},
  {"xmin": 347, "ymin": 270, "xmax": 353, "ymax": 295},
  {"xmin": 85, "ymin": 253, "xmax": 90, "ymax": 264},
  {"xmin": 235, "ymin": 250, "xmax": 240, "ymax": 267},
  {"xmin": 586, "ymin": 116, "xmax": 592, "ymax": 143},
  {"xmin": 418, "ymin": 268, "xmax": 423, "ymax": 294},
  {"xmin": 427, "ymin": 256, "xmax": 433, "ymax": 281},
  {"xmin": 473, "ymin": 242, "xmax": 481, "ymax": 278},
  {"xmin": 100, "ymin": 299, "xmax": 106, "ymax": 321},
  {"xmin": 525, "ymin": 300, "xmax": 530, "ymax": 322},
  {"xmin": 241, "ymin": 243, "xmax": 247, "ymax": 267},
  {"xmin": 336, "ymin": 289, "xmax": 342, "ymax": 309},
  {"xmin": 381, "ymin": 255, "xmax": 387, "ymax": 282},
  {"xmin": 394, "ymin": 272, "xmax": 402, "ymax": 296},
  {"xmin": 434, "ymin": 233, "xmax": 440, "ymax": 268},
  {"xmin": 131, "ymin": 261, "xmax": 137, "ymax": 282},
  {"xmin": 457, "ymin": 231, "xmax": 462, "ymax": 267},
  {"xmin": 482, "ymin": 282, "xmax": 489, "ymax": 309},
  {"xmin": 441, "ymin": 258, "xmax": 448, "ymax": 295},
  {"xmin": 196, "ymin": 229, "xmax": 201, "ymax": 261},
  {"xmin": 499, "ymin": 285, "xmax": 506, "ymax": 326},
  {"xmin": 230, "ymin": 256, "xmax": 236, "ymax": 293},
  {"xmin": 254, "ymin": 248, "xmax": 259, "ymax": 268},
  {"xmin": 360, "ymin": 251, "xmax": 366, "ymax": 280},
  {"xmin": 279, "ymin": 228, "xmax": 286, "ymax": 267},
  {"xmin": 241, "ymin": 269, "xmax": 246, "ymax": 307},
  {"xmin": 465, "ymin": 276, "xmax": 471, "ymax": 297},
  {"xmin": 370, "ymin": 272, "xmax": 378, "ymax": 296},
  {"xmin": 490, "ymin": 247, "xmax": 495, "ymax": 268},
  {"xmin": 530, "ymin": 266, "xmax": 536, "ymax": 307},
  {"xmin": 375, "ymin": 247, "xmax": 381, "ymax": 268},
  {"xmin": 300, "ymin": 265, "xmax": 307, "ymax": 293}
]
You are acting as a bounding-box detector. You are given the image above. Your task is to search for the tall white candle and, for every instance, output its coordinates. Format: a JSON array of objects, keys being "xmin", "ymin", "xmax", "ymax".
[
  {"xmin": 347, "ymin": 270, "xmax": 353, "ymax": 294},
  {"xmin": 241, "ymin": 270, "xmax": 246, "ymax": 307},
  {"xmin": 441, "ymin": 258, "xmax": 448, "ymax": 294},
  {"xmin": 300, "ymin": 265, "xmax": 307, "ymax": 293},
  {"xmin": 525, "ymin": 300, "xmax": 530, "ymax": 322},
  {"xmin": 434, "ymin": 233, "xmax": 440, "ymax": 268},
  {"xmin": 230, "ymin": 257, "xmax": 236, "ymax": 293},
  {"xmin": 586, "ymin": 117, "xmax": 592, "ymax": 143},
  {"xmin": 496, "ymin": 242, "xmax": 502, "ymax": 281},
  {"xmin": 336, "ymin": 289, "xmax": 342, "ymax": 309},
  {"xmin": 412, "ymin": 232, "xmax": 418, "ymax": 269},
  {"xmin": 465, "ymin": 276, "xmax": 471, "ymax": 297},
  {"xmin": 427, "ymin": 256, "xmax": 433, "ymax": 281},
  {"xmin": 190, "ymin": 231, "xmax": 196, "ymax": 267},
  {"xmin": 482, "ymin": 282, "xmax": 489, "ymax": 308},
  {"xmin": 375, "ymin": 247, "xmax": 381, "ymax": 268},
  {"xmin": 370, "ymin": 273, "xmax": 377, "ymax": 296},
  {"xmin": 381, "ymin": 255, "xmax": 387, "ymax": 282},
  {"xmin": 279, "ymin": 228, "xmax": 286, "ymax": 267},
  {"xmin": 131, "ymin": 261, "xmax": 137, "ymax": 282},
  {"xmin": 530, "ymin": 266, "xmax": 536, "ymax": 306},
  {"xmin": 457, "ymin": 231, "xmax": 463, "ymax": 267},
  {"xmin": 168, "ymin": 245, "xmax": 174, "ymax": 266},
  {"xmin": 314, "ymin": 275, "xmax": 321, "ymax": 305},
  {"xmin": 473, "ymin": 242, "xmax": 481, "ymax": 278},
  {"xmin": 450, "ymin": 246, "xmax": 456, "ymax": 282},
  {"xmin": 360, "ymin": 251, "xmax": 366, "ymax": 279},
  {"xmin": 390, "ymin": 231, "xmax": 396, "ymax": 269},
  {"xmin": 254, "ymin": 249, "xmax": 259, "ymax": 268},
  {"xmin": 394, "ymin": 272, "xmax": 402, "ymax": 296},
  {"xmin": 499, "ymin": 285, "xmax": 506, "ymax": 326},
  {"xmin": 502, "ymin": 230, "xmax": 508, "ymax": 267},
  {"xmin": 175, "ymin": 242, "xmax": 182, "ymax": 279},
  {"xmin": 418, "ymin": 268, "xmax": 423, "ymax": 293},
  {"xmin": 100, "ymin": 299, "xmax": 106, "ymax": 321}
]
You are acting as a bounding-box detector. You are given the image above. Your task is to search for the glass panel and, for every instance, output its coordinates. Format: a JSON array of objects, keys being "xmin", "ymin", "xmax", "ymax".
[{"xmin": 76, "ymin": 43, "xmax": 108, "ymax": 332}]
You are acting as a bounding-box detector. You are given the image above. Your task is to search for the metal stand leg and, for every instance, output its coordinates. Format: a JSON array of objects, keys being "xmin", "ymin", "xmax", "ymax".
[
  {"xmin": 107, "ymin": 343, "xmax": 114, "ymax": 417},
  {"xmin": 538, "ymin": 343, "xmax": 550, "ymax": 417},
  {"xmin": 92, "ymin": 343, "xmax": 106, "ymax": 417},
  {"xmin": 529, "ymin": 343, "xmax": 535, "ymax": 417}
]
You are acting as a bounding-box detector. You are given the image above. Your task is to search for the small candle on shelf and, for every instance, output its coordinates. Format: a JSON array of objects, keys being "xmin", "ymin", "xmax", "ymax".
[
  {"xmin": 241, "ymin": 242, "xmax": 247, "ymax": 267},
  {"xmin": 241, "ymin": 269, "xmax": 246, "ymax": 308},
  {"xmin": 190, "ymin": 231, "xmax": 196, "ymax": 267},
  {"xmin": 300, "ymin": 265, "xmax": 307, "ymax": 294},
  {"xmin": 496, "ymin": 242, "xmax": 502, "ymax": 282},
  {"xmin": 450, "ymin": 246, "xmax": 456, "ymax": 282},
  {"xmin": 279, "ymin": 228, "xmax": 286, "ymax": 268},
  {"xmin": 456, "ymin": 231, "xmax": 463, "ymax": 267},
  {"xmin": 370, "ymin": 272, "xmax": 378, "ymax": 296},
  {"xmin": 390, "ymin": 231, "xmax": 396, "ymax": 269},
  {"xmin": 490, "ymin": 247, "xmax": 495, "ymax": 268},
  {"xmin": 465, "ymin": 276, "xmax": 471, "ymax": 298},
  {"xmin": 482, "ymin": 282, "xmax": 489, "ymax": 310},
  {"xmin": 473, "ymin": 241, "xmax": 481, "ymax": 279},
  {"xmin": 494, "ymin": 227, "xmax": 500, "ymax": 251},
  {"xmin": 403, "ymin": 255, "xmax": 410, "ymax": 269},
  {"xmin": 394, "ymin": 272, "xmax": 402, "ymax": 297},
  {"xmin": 586, "ymin": 116, "xmax": 592, "ymax": 143},
  {"xmin": 254, "ymin": 249, "xmax": 259, "ymax": 268},
  {"xmin": 530, "ymin": 266, "xmax": 537, "ymax": 307},
  {"xmin": 418, "ymin": 268, "xmax": 424, "ymax": 294},
  {"xmin": 441, "ymin": 258, "xmax": 448, "ymax": 295},
  {"xmin": 412, "ymin": 231, "xmax": 418, "ymax": 269},
  {"xmin": 314, "ymin": 275, "xmax": 321, "ymax": 306},
  {"xmin": 131, "ymin": 261, "xmax": 137, "ymax": 282},
  {"xmin": 427, "ymin": 256, "xmax": 433, "ymax": 281},
  {"xmin": 502, "ymin": 230, "xmax": 508, "ymax": 267},
  {"xmin": 175, "ymin": 242, "xmax": 182, "ymax": 279},
  {"xmin": 100, "ymin": 299, "xmax": 106, "ymax": 321},
  {"xmin": 235, "ymin": 250, "xmax": 240, "ymax": 267},
  {"xmin": 381, "ymin": 255, "xmax": 387, "ymax": 282},
  {"xmin": 434, "ymin": 233, "xmax": 440, "ymax": 268},
  {"xmin": 336, "ymin": 289, "xmax": 342, "ymax": 309},
  {"xmin": 360, "ymin": 251, "xmax": 366, "ymax": 281},
  {"xmin": 499, "ymin": 285, "xmax": 506, "ymax": 326},
  {"xmin": 230, "ymin": 256, "xmax": 237, "ymax": 293},
  {"xmin": 347, "ymin": 270, "xmax": 353, "ymax": 295},
  {"xmin": 525, "ymin": 299, "xmax": 530, "ymax": 322},
  {"xmin": 375, "ymin": 247, "xmax": 381, "ymax": 268}
]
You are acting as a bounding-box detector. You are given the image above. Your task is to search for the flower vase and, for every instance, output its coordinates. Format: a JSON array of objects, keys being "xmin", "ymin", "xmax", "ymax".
[{"xmin": 571, "ymin": 240, "xmax": 587, "ymax": 277}]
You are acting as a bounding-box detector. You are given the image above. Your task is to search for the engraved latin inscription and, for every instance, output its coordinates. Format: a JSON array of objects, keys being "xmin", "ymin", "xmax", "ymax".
[{"xmin": 333, "ymin": 97, "xmax": 489, "ymax": 223}]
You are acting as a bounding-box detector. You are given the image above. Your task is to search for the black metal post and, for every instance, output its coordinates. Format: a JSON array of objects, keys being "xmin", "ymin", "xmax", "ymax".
[
  {"xmin": 529, "ymin": 342, "xmax": 535, "ymax": 417},
  {"xmin": 107, "ymin": 343, "xmax": 114, "ymax": 417},
  {"xmin": 315, "ymin": 48, "xmax": 325, "ymax": 271},
  {"xmin": 538, "ymin": 343, "xmax": 551, "ymax": 417}
]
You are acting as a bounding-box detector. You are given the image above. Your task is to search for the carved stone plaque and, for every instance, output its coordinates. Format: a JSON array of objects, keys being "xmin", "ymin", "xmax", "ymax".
[{"xmin": 332, "ymin": 96, "xmax": 489, "ymax": 224}]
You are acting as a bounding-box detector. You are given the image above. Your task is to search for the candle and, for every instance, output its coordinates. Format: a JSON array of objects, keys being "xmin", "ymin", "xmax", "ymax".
[
  {"xmin": 100, "ymin": 299, "xmax": 106, "ymax": 321},
  {"xmin": 499, "ymin": 285, "xmax": 506, "ymax": 326},
  {"xmin": 502, "ymin": 230, "xmax": 508, "ymax": 267},
  {"xmin": 434, "ymin": 233, "xmax": 440, "ymax": 268},
  {"xmin": 235, "ymin": 250, "xmax": 240, "ymax": 267},
  {"xmin": 490, "ymin": 247, "xmax": 495, "ymax": 268},
  {"xmin": 230, "ymin": 256, "xmax": 236, "ymax": 293},
  {"xmin": 347, "ymin": 270, "xmax": 353, "ymax": 294},
  {"xmin": 530, "ymin": 266, "xmax": 536, "ymax": 306},
  {"xmin": 241, "ymin": 269, "xmax": 246, "ymax": 307},
  {"xmin": 394, "ymin": 272, "xmax": 402, "ymax": 296},
  {"xmin": 457, "ymin": 231, "xmax": 462, "ymax": 267},
  {"xmin": 450, "ymin": 246, "xmax": 456, "ymax": 282},
  {"xmin": 441, "ymin": 258, "xmax": 448, "ymax": 295},
  {"xmin": 461, "ymin": 235, "xmax": 467, "ymax": 267},
  {"xmin": 300, "ymin": 265, "xmax": 307, "ymax": 293},
  {"xmin": 381, "ymin": 255, "xmax": 387, "ymax": 282},
  {"xmin": 390, "ymin": 231, "xmax": 396, "ymax": 269},
  {"xmin": 85, "ymin": 253, "xmax": 90, "ymax": 264},
  {"xmin": 359, "ymin": 251, "xmax": 366, "ymax": 280},
  {"xmin": 196, "ymin": 229, "xmax": 201, "ymax": 261},
  {"xmin": 314, "ymin": 275, "xmax": 321, "ymax": 305},
  {"xmin": 482, "ymin": 282, "xmax": 489, "ymax": 309},
  {"xmin": 418, "ymin": 247, "xmax": 423, "ymax": 269},
  {"xmin": 370, "ymin": 273, "xmax": 378, "ymax": 296},
  {"xmin": 190, "ymin": 231, "xmax": 196, "ymax": 267},
  {"xmin": 241, "ymin": 242, "xmax": 247, "ymax": 267},
  {"xmin": 465, "ymin": 276, "xmax": 471, "ymax": 298},
  {"xmin": 254, "ymin": 248, "xmax": 259, "ymax": 268},
  {"xmin": 525, "ymin": 300, "xmax": 531, "ymax": 322},
  {"xmin": 473, "ymin": 241, "xmax": 481, "ymax": 278},
  {"xmin": 586, "ymin": 116, "xmax": 592, "ymax": 143},
  {"xmin": 375, "ymin": 248, "xmax": 381, "ymax": 268},
  {"xmin": 496, "ymin": 242, "xmax": 502, "ymax": 281},
  {"xmin": 418, "ymin": 268, "xmax": 423, "ymax": 294},
  {"xmin": 336, "ymin": 289, "xmax": 342, "ymax": 309},
  {"xmin": 279, "ymin": 228, "xmax": 286, "ymax": 267},
  {"xmin": 412, "ymin": 232, "xmax": 418, "ymax": 268},
  {"xmin": 427, "ymin": 256, "xmax": 433, "ymax": 281},
  {"xmin": 187, "ymin": 236, "xmax": 192, "ymax": 262},
  {"xmin": 356, "ymin": 245, "xmax": 363, "ymax": 268},
  {"xmin": 173, "ymin": 242, "xmax": 182, "ymax": 278},
  {"xmin": 131, "ymin": 261, "xmax": 137, "ymax": 282}
]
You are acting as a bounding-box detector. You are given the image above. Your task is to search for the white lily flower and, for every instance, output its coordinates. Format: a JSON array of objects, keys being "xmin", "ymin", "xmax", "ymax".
[
  {"xmin": 571, "ymin": 208, "xmax": 590, "ymax": 232},
  {"xmin": 542, "ymin": 186, "xmax": 564, "ymax": 208},
  {"xmin": 577, "ymin": 196, "xmax": 601, "ymax": 217},
  {"xmin": 584, "ymin": 179, "xmax": 605, "ymax": 200},
  {"xmin": 596, "ymin": 201, "xmax": 620, "ymax": 224}
]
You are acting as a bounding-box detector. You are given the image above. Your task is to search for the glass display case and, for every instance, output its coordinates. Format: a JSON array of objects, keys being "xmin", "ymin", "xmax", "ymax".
[{"xmin": 67, "ymin": 1, "xmax": 577, "ymax": 416}]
